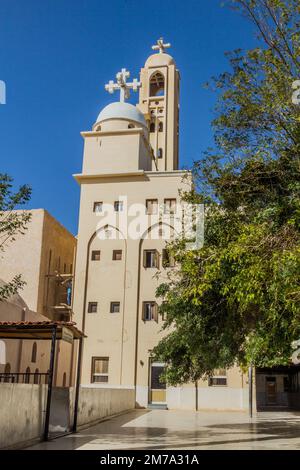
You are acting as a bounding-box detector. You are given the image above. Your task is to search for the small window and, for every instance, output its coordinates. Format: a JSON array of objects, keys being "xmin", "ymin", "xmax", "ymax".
[
  {"xmin": 31, "ymin": 342, "xmax": 37, "ymax": 363},
  {"xmin": 142, "ymin": 302, "xmax": 158, "ymax": 322},
  {"xmin": 149, "ymin": 72, "xmax": 165, "ymax": 96},
  {"xmin": 150, "ymin": 122, "xmax": 155, "ymax": 133},
  {"xmin": 164, "ymin": 198, "xmax": 176, "ymax": 214},
  {"xmin": 128, "ymin": 123, "xmax": 135, "ymax": 129},
  {"xmin": 157, "ymin": 148, "xmax": 163, "ymax": 159},
  {"xmin": 4, "ymin": 363, "xmax": 11, "ymax": 383},
  {"xmin": 158, "ymin": 122, "xmax": 163, "ymax": 132},
  {"xmin": 143, "ymin": 249, "xmax": 159, "ymax": 269},
  {"xmin": 34, "ymin": 369, "xmax": 39, "ymax": 385},
  {"xmin": 91, "ymin": 357, "xmax": 109, "ymax": 383},
  {"xmin": 91, "ymin": 250, "xmax": 101, "ymax": 261},
  {"xmin": 88, "ymin": 302, "xmax": 98, "ymax": 313},
  {"xmin": 110, "ymin": 302, "xmax": 120, "ymax": 313},
  {"xmin": 25, "ymin": 367, "xmax": 31, "ymax": 384},
  {"xmin": 162, "ymin": 249, "xmax": 175, "ymax": 268},
  {"xmin": 146, "ymin": 199, "xmax": 158, "ymax": 215},
  {"xmin": 114, "ymin": 201, "xmax": 123, "ymax": 212},
  {"xmin": 93, "ymin": 202, "xmax": 103, "ymax": 213},
  {"xmin": 112, "ymin": 250, "xmax": 122, "ymax": 260},
  {"xmin": 208, "ymin": 369, "xmax": 227, "ymax": 387}
]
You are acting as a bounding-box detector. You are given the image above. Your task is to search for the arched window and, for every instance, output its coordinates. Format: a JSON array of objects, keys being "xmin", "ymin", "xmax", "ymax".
[
  {"xmin": 157, "ymin": 148, "xmax": 163, "ymax": 159},
  {"xmin": 25, "ymin": 367, "xmax": 31, "ymax": 384},
  {"xmin": 158, "ymin": 121, "xmax": 163, "ymax": 132},
  {"xmin": 149, "ymin": 72, "xmax": 165, "ymax": 97},
  {"xmin": 4, "ymin": 363, "xmax": 11, "ymax": 383},
  {"xmin": 62, "ymin": 372, "xmax": 67, "ymax": 387},
  {"xmin": 128, "ymin": 123, "xmax": 135, "ymax": 129},
  {"xmin": 150, "ymin": 122, "xmax": 155, "ymax": 133},
  {"xmin": 31, "ymin": 342, "xmax": 37, "ymax": 363},
  {"xmin": 34, "ymin": 368, "xmax": 39, "ymax": 384}
]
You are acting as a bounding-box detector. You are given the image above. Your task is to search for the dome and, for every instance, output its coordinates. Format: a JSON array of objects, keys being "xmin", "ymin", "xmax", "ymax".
[
  {"xmin": 145, "ymin": 53, "xmax": 175, "ymax": 68},
  {"xmin": 96, "ymin": 102, "xmax": 146, "ymax": 127}
]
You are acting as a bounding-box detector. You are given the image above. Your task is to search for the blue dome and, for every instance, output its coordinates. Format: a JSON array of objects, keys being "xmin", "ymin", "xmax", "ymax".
[{"xmin": 96, "ymin": 102, "xmax": 146, "ymax": 127}]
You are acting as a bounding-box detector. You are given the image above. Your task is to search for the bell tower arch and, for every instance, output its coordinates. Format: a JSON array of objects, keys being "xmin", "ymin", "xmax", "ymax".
[{"xmin": 138, "ymin": 38, "xmax": 180, "ymax": 171}]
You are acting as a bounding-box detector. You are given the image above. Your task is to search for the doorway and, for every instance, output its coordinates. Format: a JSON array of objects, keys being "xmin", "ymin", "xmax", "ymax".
[
  {"xmin": 149, "ymin": 362, "xmax": 166, "ymax": 404},
  {"xmin": 266, "ymin": 377, "xmax": 277, "ymax": 405}
]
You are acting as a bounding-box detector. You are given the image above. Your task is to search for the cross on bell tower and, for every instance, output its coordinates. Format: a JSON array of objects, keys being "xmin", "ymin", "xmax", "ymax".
[
  {"xmin": 105, "ymin": 68, "xmax": 141, "ymax": 103},
  {"xmin": 152, "ymin": 37, "xmax": 171, "ymax": 54}
]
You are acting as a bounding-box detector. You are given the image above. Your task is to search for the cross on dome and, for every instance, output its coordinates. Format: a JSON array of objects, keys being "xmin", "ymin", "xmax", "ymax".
[
  {"xmin": 152, "ymin": 37, "xmax": 171, "ymax": 54},
  {"xmin": 105, "ymin": 68, "xmax": 141, "ymax": 103}
]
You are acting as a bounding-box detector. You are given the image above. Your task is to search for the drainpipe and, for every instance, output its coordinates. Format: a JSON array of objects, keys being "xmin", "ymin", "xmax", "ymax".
[{"xmin": 249, "ymin": 365, "xmax": 253, "ymax": 418}]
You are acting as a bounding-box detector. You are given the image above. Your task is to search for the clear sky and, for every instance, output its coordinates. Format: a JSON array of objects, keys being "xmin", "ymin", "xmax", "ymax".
[{"xmin": 0, "ymin": 0, "xmax": 258, "ymax": 234}]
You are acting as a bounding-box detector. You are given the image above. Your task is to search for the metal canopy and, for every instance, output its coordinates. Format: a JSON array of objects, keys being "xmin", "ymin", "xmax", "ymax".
[{"xmin": 0, "ymin": 321, "xmax": 85, "ymax": 340}]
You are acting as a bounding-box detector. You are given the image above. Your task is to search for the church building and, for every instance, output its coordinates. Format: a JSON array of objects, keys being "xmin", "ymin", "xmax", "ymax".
[{"xmin": 73, "ymin": 39, "xmax": 249, "ymax": 410}]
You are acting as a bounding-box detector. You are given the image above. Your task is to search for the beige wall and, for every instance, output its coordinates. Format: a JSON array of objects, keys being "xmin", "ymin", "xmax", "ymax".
[
  {"xmin": 82, "ymin": 125, "xmax": 152, "ymax": 175},
  {"xmin": 0, "ymin": 210, "xmax": 44, "ymax": 312},
  {"xmin": 0, "ymin": 209, "xmax": 76, "ymax": 319}
]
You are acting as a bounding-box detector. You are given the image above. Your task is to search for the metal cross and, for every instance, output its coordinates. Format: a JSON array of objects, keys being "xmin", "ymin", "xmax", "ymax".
[
  {"xmin": 152, "ymin": 37, "xmax": 171, "ymax": 54},
  {"xmin": 105, "ymin": 68, "xmax": 141, "ymax": 102}
]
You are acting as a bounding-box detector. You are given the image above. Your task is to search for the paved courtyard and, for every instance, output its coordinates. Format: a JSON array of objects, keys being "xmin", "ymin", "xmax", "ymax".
[{"xmin": 28, "ymin": 409, "xmax": 300, "ymax": 450}]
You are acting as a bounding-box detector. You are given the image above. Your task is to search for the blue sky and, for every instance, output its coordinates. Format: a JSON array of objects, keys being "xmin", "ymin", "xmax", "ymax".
[{"xmin": 0, "ymin": 0, "xmax": 258, "ymax": 234}]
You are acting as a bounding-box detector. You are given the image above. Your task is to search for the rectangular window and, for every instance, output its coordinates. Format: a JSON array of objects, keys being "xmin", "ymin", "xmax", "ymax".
[
  {"xmin": 142, "ymin": 302, "xmax": 158, "ymax": 322},
  {"xmin": 208, "ymin": 369, "xmax": 227, "ymax": 387},
  {"xmin": 143, "ymin": 250, "xmax": 159, "ymax": 269},
  {"xmin": 88, "ymin": 302, "xmax": 98, "ymax": 313},
  {"xmin": 110, "ymin": 302, "xmax": 120, "ymax": 313},
  {"xmin": 112, "ymin": 250, "xmax": 122, "ymax": 260},
  {"xmin": 91, "ymin": 357, "xmax": 109, "ymax": 383},
  {"xmin": 114, "ymin": 201, "xmax": 123, "ymax": 212},
  {"xmin": 146, "ymin": 199, "xmax": 158, "ymax": 215},
  {"xmin": 93, "ymin": 202, "xmax": 103, "ymax": 213},
  {"xmin": 162, "ymin": 249, "xmax": 175, "ymax": 268},
  {"xmin": 164, "ymin": 198, "xmax": 176, "ymax": 214},
  {"xmin": 91, "ymin": 250, "xmax": 101, "ymax": 261}
]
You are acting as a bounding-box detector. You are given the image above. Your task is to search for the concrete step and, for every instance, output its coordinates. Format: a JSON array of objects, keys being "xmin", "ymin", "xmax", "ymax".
[{"xmin": 147, "ymin": 403, "xmax": 168, "ymax": 410}]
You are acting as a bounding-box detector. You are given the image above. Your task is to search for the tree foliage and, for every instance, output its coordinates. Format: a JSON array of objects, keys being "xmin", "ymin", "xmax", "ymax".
[
  {"xmin": 153, "ymin": 0, "xmax": 300, "ymax": 385},
  {"xmin": 0, "ymin": 174, "xmax": 31, "ymax": 300}
]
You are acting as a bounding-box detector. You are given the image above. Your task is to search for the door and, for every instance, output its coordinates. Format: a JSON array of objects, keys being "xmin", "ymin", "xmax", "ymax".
[
  {"xmin": 266, "ymin": 377, "xmax": 277, "ymax": 405},
  {"xmin": 150, "ymin": 362, "xmax": 166, "ymax": 403}
]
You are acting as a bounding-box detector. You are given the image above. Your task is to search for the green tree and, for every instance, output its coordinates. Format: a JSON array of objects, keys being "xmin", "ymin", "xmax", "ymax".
[
  {"xmin": 153, "ymin": 0, "xmax": 300, "ymax": 385},
  {"xmin": 0, "ymin": 174, "xmax": 31, "ymax": 300}
]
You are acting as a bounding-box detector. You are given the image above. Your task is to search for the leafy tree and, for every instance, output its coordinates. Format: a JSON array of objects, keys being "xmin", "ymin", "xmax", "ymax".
[
  {"xmin": 153, "ymin": 0, "xmax": 300, "ymax": 385},
  {"xmin": 0, "ymin": 174, "xmax": 31, "ymax": 300}
]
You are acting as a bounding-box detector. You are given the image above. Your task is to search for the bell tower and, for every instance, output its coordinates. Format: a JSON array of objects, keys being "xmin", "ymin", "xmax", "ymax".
[{"xmin": 138, "ymin": 38, "xmax": 180, "ymax": 171}]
